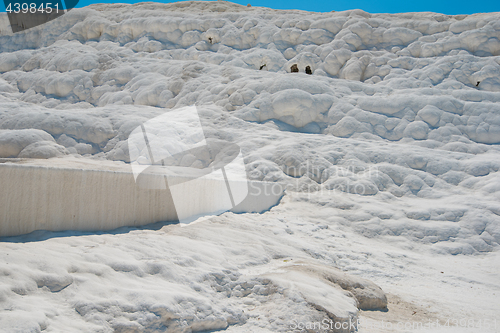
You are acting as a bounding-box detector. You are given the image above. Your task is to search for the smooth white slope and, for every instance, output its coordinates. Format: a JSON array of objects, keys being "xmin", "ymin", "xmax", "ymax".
[{"xmin": 0, "ymin": 196, "xmax": 498, "ymax": 332}]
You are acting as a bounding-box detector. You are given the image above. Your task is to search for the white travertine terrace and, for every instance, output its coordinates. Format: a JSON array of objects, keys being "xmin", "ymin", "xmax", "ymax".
[{"xmin": 0, "ymin": 2, "xmax": 499, "ymax": 332}]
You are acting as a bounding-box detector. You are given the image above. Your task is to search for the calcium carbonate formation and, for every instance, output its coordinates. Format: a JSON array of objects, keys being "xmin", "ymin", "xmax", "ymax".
[{"xmin": 0, "ymin": 3, "xmax": 499, "ymax": 331}]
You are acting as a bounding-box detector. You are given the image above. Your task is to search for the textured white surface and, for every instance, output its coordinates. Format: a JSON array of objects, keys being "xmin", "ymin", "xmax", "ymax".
[{"xmin": 0, "ymin": 1, "xmax": 499, "ymax": 332}]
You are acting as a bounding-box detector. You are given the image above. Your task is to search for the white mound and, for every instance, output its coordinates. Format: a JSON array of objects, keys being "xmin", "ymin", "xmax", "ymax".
[{"xmin": 0, "ymin": 2, "xmax": 499, "ymax": 332}]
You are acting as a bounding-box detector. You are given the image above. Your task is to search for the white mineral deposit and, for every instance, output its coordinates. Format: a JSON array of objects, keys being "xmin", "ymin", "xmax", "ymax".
[{"xmin": 0, "ymin": 2, "xmax": 499, "ymax": 332}]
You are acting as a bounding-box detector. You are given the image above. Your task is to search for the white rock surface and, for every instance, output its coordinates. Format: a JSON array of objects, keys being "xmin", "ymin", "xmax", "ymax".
[
  {"xmin": 0, "ymin": 129, "xmax": 56, "ymax": 157},
  {"xmin": 0, "ymin": 2, "xmax": 499, "ymax": 332}
]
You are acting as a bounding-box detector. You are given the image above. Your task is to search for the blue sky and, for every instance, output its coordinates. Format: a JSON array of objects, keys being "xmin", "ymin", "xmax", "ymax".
[{"xmin": 1, "ymin": 0, "xmax": 499, "ymax": 15}]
